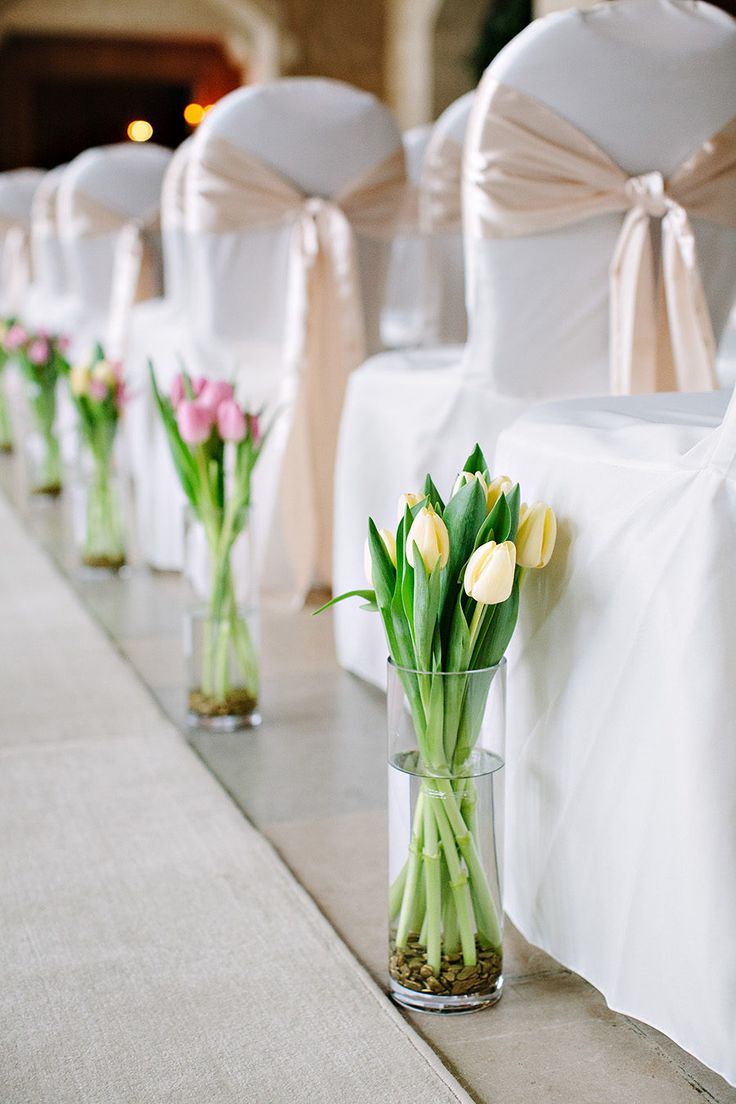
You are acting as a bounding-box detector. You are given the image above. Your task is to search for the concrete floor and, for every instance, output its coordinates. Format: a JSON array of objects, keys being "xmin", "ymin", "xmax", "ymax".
[{"xmin": 2, "ymin": 455, "xmax": 734, "ymax": 1104}]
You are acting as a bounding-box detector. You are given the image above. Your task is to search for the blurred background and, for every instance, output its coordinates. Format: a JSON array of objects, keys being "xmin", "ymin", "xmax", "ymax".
[{"xmin": 0, "ymin": 0, "xmax": 596, "ymax": 170}]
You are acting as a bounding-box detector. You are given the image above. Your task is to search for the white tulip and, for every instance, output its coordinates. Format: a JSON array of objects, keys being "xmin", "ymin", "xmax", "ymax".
[
  {"xmin": 451, "ymin": 470, "xmax": 489, "ymax": 501},
  {"xmin": 516, "ymin": 503, "xmax": 557, "ymax": 569},
  {"xmin": 396, "ymin": 492, "xmax": 424, "ymax": 523},
  {"xmin": 364, "ymin": 528, "xmax": 397, "ymax": 586},
  {"xmin": 486, "ymin": 475, "xmax": 514, "ymax": 513},
  {"xmin": 406, "ymin": 505, "xmax": 450, "ymax": 572},
  {"xmin": 463, "ymin": 540, "xmax": 516, "ymax": 605}
]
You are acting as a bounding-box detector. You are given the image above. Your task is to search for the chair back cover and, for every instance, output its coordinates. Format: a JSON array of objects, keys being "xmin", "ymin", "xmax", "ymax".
[
  {"xmin": 420, "ymin": 90, "xmax": 474, "ymax": 345},
  {"xmin": 186, "ymin": 78, "xmax": 404, "ymax": 597},
  {"xmin": 56, "ymin": 143, "xmax": 170, "ymax": 356},
  {"xmin": 0, "ymin": 169, "xmax": 44, "ymax": 317},
  {"xmin": 494, "ymin": 381, "xmax": 736, "ymax": 1087},
  {"xmin": 462, "ymin": 0, "xmax": 736, "ymax": 398},
  {"xmin": 23, "ymin": 165, "xmax": 68, "ymax": 331},
  {"xmin": 381, "ymin": 124, "xmax": 432, "ymax": 348},
  {"xmin": 160, "ymin": 138, "xmax": 191, "ymax": 310}
]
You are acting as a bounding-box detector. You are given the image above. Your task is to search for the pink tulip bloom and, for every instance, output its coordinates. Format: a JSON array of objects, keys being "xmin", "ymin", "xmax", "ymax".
[
  {"xmin": 28, "ymin": 338, "xmax": 50, "ymax": 365},
  {"xmin": 199, "ymin": 379, "xmax": 234, "ymax": 412},
  {"xmin": 177, "ymin": 399, "xmax": 214, "ymax": 445},
  {"xmin": 4, "ymin": 324, "xmax": 27, "ymax": 350},
  {"xmin": 170, "ymin": 373, "xmax": 186, "ymax": 408},
  {"xmin": 88, "ymin": 378, "xmax": 108, "ymax": 401},
  {"xmin": 57, "ymin": 335, "xmax": 71, "ymax": 352},
  {"xmin": 217, "ymin": 399, "xmax": 246, "ymax": 442}
]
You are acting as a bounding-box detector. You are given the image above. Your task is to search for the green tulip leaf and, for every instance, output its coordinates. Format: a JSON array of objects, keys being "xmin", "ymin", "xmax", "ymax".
[
  {"xmin": 423, "ymin": 473, "xmax": 445, "ymax": 515},
  {"xmin": 462, "ymin": 443, "xmax": 490, "ymax": 480}
]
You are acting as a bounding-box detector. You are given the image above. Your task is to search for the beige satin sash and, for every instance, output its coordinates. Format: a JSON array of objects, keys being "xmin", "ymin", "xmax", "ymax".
[
  {"xmin": 420, "ymin": 136, "xmax": 463, "ymax": 235},
  {"xmin": 161, "ymin": 139, "xmax": 191, "ymax": 232},
  {"xmin": 61, "ymin": 190, "xmax": 161, "ymax": 355},
  {"xmin": 189, "ymin": 137, "xmax": 406, "ymax": 600},
  {"xmin": 0, "ymin": 220, "xmax": 31, "ymax": 315},
  {"xmin": 465, "ymin": 77, "xmax": 736, "ymax": 395}
]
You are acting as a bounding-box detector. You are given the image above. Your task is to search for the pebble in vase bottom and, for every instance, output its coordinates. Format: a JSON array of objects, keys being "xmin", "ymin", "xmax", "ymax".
[
  {"xmin": 389, "ymin": 934, "xmax": 503, "ymax": 1013},
  {"xmin": 187, "ymin": 688, "xmax": 261, "ymax": 731}
]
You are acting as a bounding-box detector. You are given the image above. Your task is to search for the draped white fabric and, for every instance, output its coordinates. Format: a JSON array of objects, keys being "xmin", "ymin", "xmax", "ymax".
[
  {"xmin": 333, "ymin": 0, "xmax": 736, "ymax": 688},
  {"xmin": 22, "ymin": 166, "xmax": 69, "ymax": 334},
  {"xmin": 0, "ymin": 170, "xmax": 44, "ymax": 318},
  {"xmin": 493, "ymin": 385, "xmax": 736, "ymax": 1086}
]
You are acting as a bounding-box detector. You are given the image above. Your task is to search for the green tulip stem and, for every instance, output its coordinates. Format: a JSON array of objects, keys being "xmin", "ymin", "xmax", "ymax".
[
  {"xmin": 422, "ymin": 798, "xmax": 443, "ymax": 975},
  {"xmin": 0, "ymin": 378, "xmax": 12, "ymax": 450},
  {"xmin": 395, "ymin": 790, "xmax": 425, "ymax": 948}
]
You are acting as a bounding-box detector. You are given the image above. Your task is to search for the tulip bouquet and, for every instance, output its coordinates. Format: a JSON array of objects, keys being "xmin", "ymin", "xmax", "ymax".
[
  {"xmin": 0, "ymin": 320, "xmax": 16, "ymax": 452},
  {"xmin": 69, "ymin": 345, "xmax": 128, "ymax": 569},
  {"xmin": 321, "ymin": 444, "xmax": 556, "ymax": 1007},
  {"xmin": 13, "ymin": 325, "xmax": 70, "ymax": 495},
  {"xmin": 151, "ymin": 366, "xmax": 266, "ymax": 726}
]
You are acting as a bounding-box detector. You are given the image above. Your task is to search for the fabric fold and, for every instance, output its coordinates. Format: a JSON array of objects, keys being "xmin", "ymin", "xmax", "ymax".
[
  {"xmin": 464, "ymin": 76, "xmax": 736, "ymax": 395},
  {"xmin": 188, "ymin": 137, "xmax": 405, "ymax": 600}
]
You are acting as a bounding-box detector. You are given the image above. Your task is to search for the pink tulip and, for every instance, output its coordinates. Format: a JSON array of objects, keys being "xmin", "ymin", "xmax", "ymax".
[
  {"xmin": 28, "ymin": 337, "xmax": 50, "ymax": 365},
  {"xmin": 57, "ymin": 335, "xmax": 71, "ymax": 352},
  {"xmin": 170, "ymin": 372, "xmax": 206, "ymax": 408},
  {"xmin": 177, "ymin": 399, "xmax": 214, "ymax": 445},
  {"xmin": 217, "ymin": 399, "xmax": 246, "ymax": 442},
  {"xmin": 4, "ymin": 324, "xmax": 27, "ymax": 350},
  {"xmin": 88, "ymin": 379, "xmax": 108, "ymax": 401},
  {"xmin": 199, "ymin": 380, "xmax": 234, "ymax": 412}
]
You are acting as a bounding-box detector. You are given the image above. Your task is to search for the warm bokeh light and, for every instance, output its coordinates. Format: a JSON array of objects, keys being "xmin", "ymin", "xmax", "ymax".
[
  {"xmin": 127, "ymin": 119, "xmax": 153, "ymax": 142},
  {"xmin": 203, "ymin": 104, "xmax": 214, "ymax": 115},
  {"xmin": 184, "ymin": 102, "xmax": 205, "ymax": 126}
]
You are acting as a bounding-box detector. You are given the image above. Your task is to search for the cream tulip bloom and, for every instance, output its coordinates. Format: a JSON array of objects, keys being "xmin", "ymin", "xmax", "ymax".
[
  {"xmin": 92, "ymin": 359, "xmax": 117, "ymax": 388},
  {"xmin": 486, "ymin": 475, "xmax": 514, "ymax": 512},
  {"xmin": 70, "ymin": 363, "xmax": 91, "ymax": 397},
  {"xmin": 396, "ymin": 492, "xmax": 424, "ymax": 523},
  {"xmin": 451, "ymin": 470, "xmax": 489, "ymax": 501},
  {"xmin": 364, "ymin": 528, "xmax": 397, "ymax": 586},
  {"xmin": 464, "ymin": 540, "xmax": 516, "ymax": 605},
  {"xmin": 406, "ymin": 505, "xmax": 449, "ymax": 572},
  {"xmin": 516, "ymin": 502, "xmax": 557, "ymax": 569}
]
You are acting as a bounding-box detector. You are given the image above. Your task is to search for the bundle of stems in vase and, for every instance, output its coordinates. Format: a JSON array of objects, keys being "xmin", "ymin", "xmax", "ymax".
[
  {"xmin": 13, "ymin": 325, "xmax": 70, "ymax": 495},
  {"xmin": 0, "ymin": 319, "xmax": 17, "ymax": 452},
  {"xmin": 69, "ymin": 345, "xmax": 128, "ymax": 569},
  {"xmin": 151, "ymin": 365, "xmax": 268, "ymax": 721},
  {"xmin": 322, "ymin": 444, "xmax": 556, "ymax": 991}
]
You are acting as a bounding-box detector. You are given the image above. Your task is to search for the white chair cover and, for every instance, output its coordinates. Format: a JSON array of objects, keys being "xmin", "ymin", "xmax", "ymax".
[
  {"xmin": 419, "ymin": 90, "xmax": 474, "ymax": 346},
  {"xmin": 493, "ymin": 384, "xmax": 736, "ymax": 1086},
  {"xmin": 140, "ymin": 79, "xmax": 404, "ymax": 604},
  {"xmin": 333, "ymin": 0, "xmax": 736, "ymax": 688},
  {"xmin": 0, "ymin": 169, "xmax": 44, "ymax": 318},
  {"xmin": 56, "ymin": 143, "xmax": 171, "ymax": 360},
  {"xmin": 125, "ymin": 139, "xmax": 193, "ymax": 570},
  {"xmin": 381, "ymin": 125, "xmax": 432, "ymax": 348},
  {"xmin": 23, "ymin": 165, "xmax": 68, "ymax": 334}
]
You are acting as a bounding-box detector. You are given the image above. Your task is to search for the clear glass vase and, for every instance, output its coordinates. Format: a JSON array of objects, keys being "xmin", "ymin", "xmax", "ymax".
[
  {"xmin": 72, "ymin": 453, "xmax": 127, "ymax": 572},
  {"xmin": 25, "ymin": 382, "xmax": 62, "ymax": 496},
  {"xmin": 0, "ymin": 376, "xmax": 13, "ymax": 453},
  {"xmin": 387, "ymin": 659, "xmax": 506, "ymax": 1013},
  {"xmin": 184, "ymin": 601, "xmax": 261, "ymax": 731}
]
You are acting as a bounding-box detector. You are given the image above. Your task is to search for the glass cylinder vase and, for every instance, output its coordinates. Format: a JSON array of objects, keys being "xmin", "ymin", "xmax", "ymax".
[
  {"xmin": 184, "ymin": 602, "xmax": 261, "ymax": 730},
  {"xmin": 24, "ymin": 381, "xmax": 62, "ymax": 496},
  {"xmin": 387, "ymin": 658, "xmax": 506, "ymax": 1013},
  {"xmin": 71, "ymin": 452, "xmax": 127, "ymax": 572},
  {"xmin": 0, "ymin": 375, "xmax": 13, "ymax": 453}
]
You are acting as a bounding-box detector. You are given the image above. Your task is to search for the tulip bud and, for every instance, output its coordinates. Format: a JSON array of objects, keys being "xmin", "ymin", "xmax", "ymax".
[
  {"xmin": 515, "ymin": 502, "xmax": 557, "ymax": 569},
  {"xmin": 396, "ymin": 492, "xmax": 424, "ymax": 523},
  {"xmin": 406, "ymin": 505, "xmax": 449, "ymax": 572},
  {"xmin": 70, "ymin": 364, "xmax": 91, "ymax": 397},
  {"xmin": 364, "ymin": 528, "xmax": 397, "ymax": 587},
  {"xmin": 4, "ymin": 324, "xmax": 27, "ymax": 351},
  {"xmin": 486, "ymin": 475, "xmax": 514, "ymax": 512},
  {"xmin": 464, "ymin": 540, "xmax": 516, "ymax": 606},
  {"xmin": 452, "ymin": 470, "xmax": 489, "ymax": 501},
  {"xmin": 92, "ymin": 359, "xmax": 117, "ymax": 388},
  {"xmin": 217, "ymin": 399, "xmax": 246, "ymax": 442},
  {"xmin": 28, "ymin": 338, "xmax": 50, "ymax": 366},
  {"xmin": 199, "ymin": 379, "xmax": 234, "ymax": 414},
  {"xmin": 170, "ymin": 373, "xmax": 186, "ymax": 408},
  {"xmin": 177, "ymin": 399, "xmax": 214, "ymax": 445},
  {"xmin": 88, "ymin": 378, "xmax": 108, "ymax": 402}
]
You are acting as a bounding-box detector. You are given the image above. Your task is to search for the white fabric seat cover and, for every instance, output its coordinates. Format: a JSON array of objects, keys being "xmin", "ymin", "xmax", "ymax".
[
  {"xmin": 23, "ymin": 166, "xmax": 69, "ymax": 335},
  {"xmin": 333, "ymin": 0, "xmax": 736, "ymax": 688},
  {"xmin": 139, "ymin": 79, "xmax": 403, "ymax": 599},
  {"xmin": 0, "ymin": 169, "xmax": 44, "ymax": 318},
  {"xmin": 493, "ymin": 384, "xmax": 736, "ymax": 1086},
  {"xmin": 56, "ymin": 143, "xmax": 171, "ymax": 360},
  {"xmin": 381, "ymin": 124, "xmax": 431, "ymax": 348}
]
